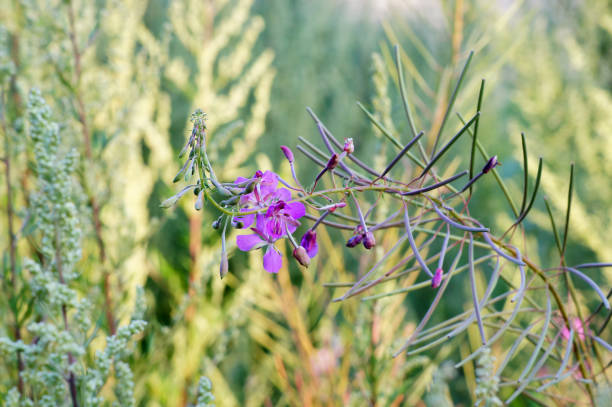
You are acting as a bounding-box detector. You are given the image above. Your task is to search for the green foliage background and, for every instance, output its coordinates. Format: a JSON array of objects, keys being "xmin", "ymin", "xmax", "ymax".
[{"xmin": 1, "ymin": 0, "xmax": 611, "ymax": 405}]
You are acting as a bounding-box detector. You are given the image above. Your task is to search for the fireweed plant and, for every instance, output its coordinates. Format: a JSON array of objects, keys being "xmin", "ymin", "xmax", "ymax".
[{"xmin": 164, "ymin": 48, "xmax": 612, "ymax": 404}]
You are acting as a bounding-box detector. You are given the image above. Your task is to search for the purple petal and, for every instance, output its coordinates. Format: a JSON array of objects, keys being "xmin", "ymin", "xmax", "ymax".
[
  {"xmin": 284, "ymin": 202, "xmax": 305, "ymax": 220},
  {"xmin": 272, "ymin": 188, "xmax": 292, "ymax": 202},
  {"xmin": 300, "ymin": 230, "xmax": 318, "ymax": 258},
  {"xmin": 236, "ymin": 233, "xmax": 264, "ymax": 251},
  {"xmin": 263, "ymin": 245, "xmax": 282, "ymax": 273},
  {"xmin": 234, "ymin": 176, "xmax": 249, "ymax": 184},
  {"xmin": 235, "ymin": 213, "xmax": 255, "ymax": 228},
  {"xmin": 264, "ymin": 217, "xmax": 285, "ymax": 240}
]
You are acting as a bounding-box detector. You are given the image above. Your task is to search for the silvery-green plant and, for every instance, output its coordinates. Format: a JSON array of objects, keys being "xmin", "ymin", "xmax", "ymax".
[
  {"xmin": 165, "ymin": 44, "xmax": 611, "ymax": 404},
  {"xmin": 0, "ymin": 89, "xmax": 145, "ymax": 406}
]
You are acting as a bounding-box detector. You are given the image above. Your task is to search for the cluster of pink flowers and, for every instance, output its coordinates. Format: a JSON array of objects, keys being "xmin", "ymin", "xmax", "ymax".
[{"xmin": 235, "ymin": 170, "xmax": 317, "ymax": 273}]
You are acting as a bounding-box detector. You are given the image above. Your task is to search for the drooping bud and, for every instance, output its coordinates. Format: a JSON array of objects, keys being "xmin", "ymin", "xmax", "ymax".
[
  {"xmin": 293, "ymin": 246, "xmax": 311, "ymax": 268},
  {"xmin": 280, "ymin": 145, "xmax": 294, "ymax": 163},
  {"xmin": 160, "ymin": 186, "xmax": 195, "ymax": 208},
  {"xmin": 482, "ymin": 156, "xmax": 499, "ymax": 174},
  {"xmin": 363, "ymin": 232, "xmax": 376, "ymax": 249},
  {"xmin": 234, "ymin": 220, "xmax": 244, "ymax": 229},
  {"xmin": 326, "ymin": 153, "xmax": 340, "ymax": 170},
  {"xmin": 194, "ymin": 191, "xmax": 204, "ymax": 210},
  {"xmin": 160, "ymin": 195, "xmax": 180, "ymax": 209},
  {"xmin": 220, "ymin": 226, "xmax": 229, "ymax": 279},
  {"xmin": 343, "ymin": 138, "xmax": 354, "ymax": 154},
  {"xmin": 432, "ymin": 268, "xmax": 443, "ymax": 288},
  {"xmin": 346, "ymin": 233, "xmax": 364, "ymax": 248},
  {"xmin": 212, "ymin": 216, "xmax": 223, "ymax": 229},
  {"xmin": 220, "ymin": 251, "xmax": 229, "ymax": 279}
]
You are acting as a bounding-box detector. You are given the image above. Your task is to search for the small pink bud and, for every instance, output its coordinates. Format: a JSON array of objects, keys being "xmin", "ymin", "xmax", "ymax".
[
  {"xmin": 330, "ymin": 202, "xmax": 346, "ymax": 212},
  {"xmin": 293, "ymin": 246, "xmax": 311, "ymax": 268},
  {"xmin": 363, "ymin": 232, "xmax": 376, "ymax": 249},
  {"xmin": 280, "ymin": 145, "xmax": 294, "ymax": 163},
  {"xmin": 326, "ymin": 153, "xmax": 340, "ymax": 170},
  {"xmin": 343, "ymin": 138, "xmax": 354, "ymax": 154},
  {"xmin": 432, "ymin": 268, "xmax": 443, "ymax": 288},
  {"xmin": 346, "ymin": 234, "xmax": 364, "ymax": 248},
  {"xmin": 482, "ymin": 156, "xmax": 499, "ymax": 174}
]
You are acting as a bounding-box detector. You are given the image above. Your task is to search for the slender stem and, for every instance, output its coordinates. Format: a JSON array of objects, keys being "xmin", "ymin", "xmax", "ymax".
[
  {"xmin": 457, "ymin": 112, "xmax": 520, "ymax": 217},
  {"xmin": 66, "ymin": 0, "xmax": 115, "ymax": 334},
  {"xmin": 55, "ymin": 224, "xmax": 79, "ymax": 407},
  {"xmin": 1, "ymin": 92, "xmax": 24, "ymax": 395},
  {"xmin": 469, "ymin": 79, "xmax": 485, "ymax": 196},
  {"xmin": 430, "ymin": 50, "xmax": 474, "ymax": 158}
]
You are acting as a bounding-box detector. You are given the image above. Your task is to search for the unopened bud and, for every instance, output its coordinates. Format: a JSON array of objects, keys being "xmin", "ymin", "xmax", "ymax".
[
  {"xmin": 245, "ymin": 181, "xmax": 256, "ymax": 193},
  {"xmin": 343, "ymin": 138, "xmax": 354, "ymax": 154},
  {"xmin": 234, "ymin": 220, "xmax": 244, "ymax": 229},
  {"xmin": 326, "ymin": 153, "xmax": 340, "ymax": 170},
  {"xmin": 194, "ymin": 187, "xmax": 200, "ymax": 195},
  {"xmin": 482, "ymin": 156, "xmax": 499, "ymax": 174},
  {"xmin": 293, "ymin": 246, "xmax": 310, "ymax": 268},
  {"xmin": 346, "ymin": 234, "xmax": 364, "ymax": 248},
  {"xmin": 280, "ymin": 145, "xmax": 294, "ymax": 163},
  {"xmin": 160, "ymin": 195, "xmax": 179, "ymax": 209},
  {"xmin": 432, "ymin": 268, "xmax": 443, "ymax": 288},
  {"xmin": 212, "ymin": 217, "xmax": 222, "ymax": 229},
  {"xmin": 195, "ymin": 191, "xmax": 204, "ymax": 210},
  {"xmin": 220, "ymin": 252, "xmax": 229, "ymax": 279},
  {"xmin": 363, "ymin": 232, "xmax": 376, "ymax": 249}
]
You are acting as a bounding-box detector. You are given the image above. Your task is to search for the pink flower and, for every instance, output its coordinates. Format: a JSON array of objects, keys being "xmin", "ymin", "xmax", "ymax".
[
  {"xmin": 236, "ymin": 215, "xmax": 284, "ymax": 273},
  {"xmin": 263, "ymin": 200, "xmax": 305, "ymax": 240},
  {"xmin": 236, "ymin": 195, "xmax": 305, "ymax": 273},
  {"xmin": 234, "ymin": 170, "xmax": 283, "ymax": 228}
]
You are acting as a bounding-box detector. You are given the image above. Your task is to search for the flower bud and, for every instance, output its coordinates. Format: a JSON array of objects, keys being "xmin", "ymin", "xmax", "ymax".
[
  {"xmin": 194, "ymin": 191, "xmax": 204, "ymax": 210},
  {"xmin": 220, "ymin": 252, "xmax": 229, "ymax": 279},
  {"xmin": 326, "ymin": 153, "xmax": 340, "ymax": 170},
  {"xmin": 482, "ymin": 156, "xmax": 499, "ymax": 174},
  {"xmin": 343, "ymin": 138, "xmax": 354, "ymax": 154},
  {"xmin": 293, "ymin": 246, "xmax": 311, "ymax": 268},
  {"xmin": 212, "ymin": 217, "xmax": 222, "ymax": 229},
  {"xmin": 234, "ymin": 220, "xmax": 244, "ymax": 229},
  {"xmin": 432, "ymin": 268, "xmax": 443, "ymax": 288},
  {"xmin": 346, "ymin": 233, "xmax": 364, "ymax": 248},
  {"xmin": 300, "ymin": 229, "xmax": 318, "ymax": 258},
  {"xmin": 363, "ymin": 232, "xmax": 376, "ymax": 249},
  {"xmin": 280, "ymin": 145, "xmax": 294, "ymax": 163}
]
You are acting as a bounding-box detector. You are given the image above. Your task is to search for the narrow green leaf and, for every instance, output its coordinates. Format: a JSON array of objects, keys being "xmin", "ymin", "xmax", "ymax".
[
  {"xmin": 469, "ymin": 79, "xmax": 485, "ymax": 195},
  {"xmin": 430, "ymin": 50, "xmax": 474, "ymax": 158}
]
